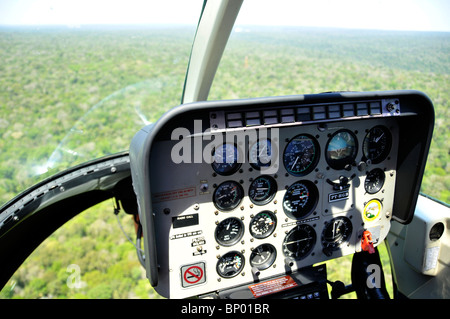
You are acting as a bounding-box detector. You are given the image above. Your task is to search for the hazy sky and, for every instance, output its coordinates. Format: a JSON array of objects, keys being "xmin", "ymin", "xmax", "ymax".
[{"xmin": 0, "ymin": 0, "xmax": 449, "ymax": 32}]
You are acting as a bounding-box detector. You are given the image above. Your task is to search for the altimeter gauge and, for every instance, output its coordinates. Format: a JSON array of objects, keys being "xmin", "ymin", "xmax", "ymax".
[
  {"xmin": 249, "ymin": 139, "xmax": 273, "ymax": 169},
  {"xmin": 283, "ymin": 134, "xmax": 320, "ymax": 176},
  {"xmin": 212, "ymin": 143, "xmax": 241, "ymax": 176},
  {"xmin": 282, "ymin": 180, "xmax": 319, "ymax": 219},
  {"xmin": 282, "ymin": 224, "xmax": 316, "ymax": 260},
  {"xmin": 213, "ymin": 180, "xmax": 244, "ymax": 211},
  {"xmin": 249, "ymin": 211, "xmax": 277, "ymax": 239},
  {"xmin": 364, "ymin": 168, "xmax": 385, "ymax": 194},
  {"xmin": 321, "ymin": 217, "xmax": 353, "ymax": 252},
  {"xmin": 248, "ymin": 175, "xmax": 277, "ymax": 205},
  {"xmin": 250, "ymin": 244, "xmax": 277, "ymax": 270},
  {"xmin": 215, "ymin": 217, "xmax": 244, "ymax": 246},
  {"xmin": 363, "ymin": 126, "xmax": 392, "ymax": 164},
  {"xmin": 216, "ymin": 251, "xmax": 245, "ymax": 278}
]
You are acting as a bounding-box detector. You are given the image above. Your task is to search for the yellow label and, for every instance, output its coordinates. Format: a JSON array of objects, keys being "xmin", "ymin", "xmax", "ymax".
[{"xmin": 363, "ymin": 199, "xmax": 382, "ymax": 221}]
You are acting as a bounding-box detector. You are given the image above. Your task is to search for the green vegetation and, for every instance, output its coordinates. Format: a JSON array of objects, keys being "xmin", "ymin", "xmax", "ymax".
[{"xmin": 0, "ymin": 26, "xmax": 448, "ymax": 299}]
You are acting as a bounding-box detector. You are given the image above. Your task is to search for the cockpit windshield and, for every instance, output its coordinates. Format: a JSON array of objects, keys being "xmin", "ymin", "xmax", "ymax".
[
  {"xmin": 0, "ymin": 1, "xmax": 203, "ymax": 207},
  {"xmin": 0, "ymin": 0, "xmax": 449, "ymax": 301},
  {"xmin": 210, "ymin": 0, "xmax": 450, "ymax": 204}
]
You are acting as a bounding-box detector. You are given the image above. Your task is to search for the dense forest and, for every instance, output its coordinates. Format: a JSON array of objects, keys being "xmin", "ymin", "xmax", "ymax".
[{"xmin": 0, "ymin": 25, "xmax": 448, "ymax": 298}]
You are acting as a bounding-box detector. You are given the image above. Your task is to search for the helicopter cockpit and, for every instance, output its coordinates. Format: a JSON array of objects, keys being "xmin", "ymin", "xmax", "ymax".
[{"xmin": 0, "ymin": 0, "xmax": 448, "ymax": 302}]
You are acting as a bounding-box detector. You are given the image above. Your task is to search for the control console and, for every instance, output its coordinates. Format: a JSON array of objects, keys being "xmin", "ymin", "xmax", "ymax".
[{"xmin": 130, "ymin": 91, "xmax": 434, "ymax": 299}]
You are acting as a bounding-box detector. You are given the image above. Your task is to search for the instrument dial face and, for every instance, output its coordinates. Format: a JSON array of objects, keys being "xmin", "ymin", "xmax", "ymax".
[
  {"xmin": 215, "ymin": 217, "xmax": 244, "ymax": 246},
  {"xmin": 364, "ymin": 168, "xmax": 386, "ymax": 194},
  {"xmin": 249, "ymin": 139, "xmax": 273, "ymax": 169},
  {"xmin": 249, "ymin": 211, "xmax": 277, "ymax": 239},
  {"xmin": 283, "ymin": 134, "xmax": 319, "ymax": 176},
  {"xmin": 363, "ymin": 126, "xmax": 392, "ymax": 164},
  {"xmin": 212, "ymin": 143, "xmax": 241, "ymax": 176},
  {"xmin": 282, "ymin": 224, "xmax": 317, "ymax": 260},
  {"xmin": 213, "ymin": 180, "xmax": 244, "ymax": 211},
  {"xmin": 321, "ymin": 217, "xmax": 353, "ymax": 251},
  {"xmin": 248, "ymin": 175, "xmax": 277, "ymax": 205},
  {"xmin": 326, "ymin": 130, "xmax": 358, "ymax": 170},
  {"xmin": 216, "ymin": 251, "xmax": 245, "ymax": 278},
  {"xmin": 250, "ymin": 244, "xmax": 277, "ymax": 270},
  {"xmin": 282, "ymin": 180, "xmax": 319, "ymax": 219}
]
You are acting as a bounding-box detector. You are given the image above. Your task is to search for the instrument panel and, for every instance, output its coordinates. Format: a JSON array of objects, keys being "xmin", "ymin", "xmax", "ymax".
[{"xmin": 144, "ymin": 97, "xmax": 401, "ymax": 298}]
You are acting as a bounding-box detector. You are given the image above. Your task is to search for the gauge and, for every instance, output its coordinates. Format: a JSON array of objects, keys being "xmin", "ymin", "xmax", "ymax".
[
  {"xmin": 216, "ymin": 251, "xmax": 245, "ymax": 278},
  {"xmin": 212, "ymin": 143, "xmax": 241, "ymax": 176},
  {"xmin": 282, "ymin": 224, "xmax": 316, "ymax": 260},
  {"xmin": 321, "ymin": 217, "xmax": 353, "ymax": 252},
  {"xmin": 363, "ymin": 126, "xmax": 392, "ymax": 164},
  {"xmin": 249, "ymin": 211, "xmax": 277, "ymax": 239},
  {"xmin": 364, "ymin": 168, "xmax": 385, "ymax": 194},
  {"xmin": 248, "ymin": 175, "xmax": 277, "ymax": 205},
  {"xmin": 282, "ymin": 180, "xmax": 319, "ymax": 219},
  {"xmin": 249, "ymin": 139, "xmax": 273, "ymax": 169},
  {"xmin": 250, "ymin": 244, "xmax": 277, "ymax": 270},
  {"xmin": 325, "ymin": 129, "xmax": 358, "ymax": 170},
  {"xmin": 363, "ymin": 199, "xmax": 382, "ymax": 222},
  {"xmin": 215, "ymin": 217, "xmax": 244, "ymax": 246},
  {"xmin": 213, "ymin": 180, "xmax": 244, "ymax": 211},
  {"xmin": 283, "ymin": 134, "xmax": 320, "ymax": 176}
]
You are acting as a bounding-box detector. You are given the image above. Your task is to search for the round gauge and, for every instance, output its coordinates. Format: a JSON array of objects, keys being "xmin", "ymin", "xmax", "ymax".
[
  {"xmin": 321, "ymin": 217, "xmax": 353, "ymax": 251},
  {"xmin": 326, "ymin": 130, "xmax": 358, "ymax": 170},
  {"xmin": 250, "ymin": 244, "xmax": 277, "ymax": 271},
  {"xmin": 215, "ymin": 217, "xmax": 244, "ymax": 246},
  {"xmin": 282, "ymin": 180, "xmax": 319, "ymax": 219},
  {"xmin": 248, "ymin": 175, "xmax": 277, "ymax": 205},
  {"xmin": 212, "ymin": 143, "xmax": 241, "ymax": 176},
  {"xmin": 249, "ymin": 211, "xmax": 277, "ymax": 239},
  {"xmin": 216, "ymin": 251, "xmax": 245, "ymax": 278},
  {"xmin": 363, "ymin": 199, "xmax": 382, "ymax": 222},
  {"xmin": 363, "ymin": 126, "xmax": 392, "ymax": 164},
  {"xmin": 213, "ymin": 180, "xmax": 244, "ymax": 211},
  {"xmin": 283, "ymin": 134, "xmax": 320, "ymax": 176},
  {"xmin": 364, "ymin": 168, "xmax": 385, "ymax": 194},
  {"xmin": 282, "ymin": 224, "xmax": 316, "ymax": 260},
  {"xmin": 249, "ymin": 139, "xmax": 273, "ymax": 169}
]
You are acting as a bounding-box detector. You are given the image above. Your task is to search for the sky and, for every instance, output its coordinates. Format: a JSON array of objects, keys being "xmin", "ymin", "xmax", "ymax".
[{"xmin": 0, "ymin": 0, "xmax": 449, "ymax": 32}]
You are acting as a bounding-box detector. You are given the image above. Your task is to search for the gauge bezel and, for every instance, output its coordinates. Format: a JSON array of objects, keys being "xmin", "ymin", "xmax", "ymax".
[
  {"xmin": 282, "ymin": 224, "xmax": 317, "ymax": 260},
  {"xmin": 213, "ymin": 180, "xmax": 244, "ymax": 211},
  {"xmin": 216, "ymin": 251, "xmax": 245, "ymax": 278},
  {"xmin": 325, "ymin": 129, "xmax": 358, "ymax": 170},
  {"xmin": 249, "ymin": 210, "xmax": 277, "ymax": 239},
  {"xmin": 362, "ymin": 125, "xmax": 392, "ymax": 164},
  {"xmin": 211, "ymin": 143, "xmax": 242, "ymax": 176},
  {"xmin": 283, "ymin": 134, "xmax": 320, "ymax": 177},
  {"xmin": 282, "ymin": 180, "xmax": 319, "ymax": 220},
  {"xmin": 248, "ymin": 175, "xmax": 277, "ymax": 205},
  {"xmin": 215, "ymin": 217, "xmax": 245, "ymax": 247},
  {"xmin": 250, "ymin": 243, "xmax": 277, "ymax": 271}
]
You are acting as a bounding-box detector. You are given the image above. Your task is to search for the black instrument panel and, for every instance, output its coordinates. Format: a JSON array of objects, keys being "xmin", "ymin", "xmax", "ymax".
[{"xmin": 130, "ymin": 91, "xmax": 434, "ymax": 298}]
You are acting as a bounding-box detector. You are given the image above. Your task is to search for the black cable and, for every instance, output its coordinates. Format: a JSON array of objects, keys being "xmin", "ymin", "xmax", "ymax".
[{"xmin": 136, "ymin": 223, "xmax": 146, "ymax": 269}]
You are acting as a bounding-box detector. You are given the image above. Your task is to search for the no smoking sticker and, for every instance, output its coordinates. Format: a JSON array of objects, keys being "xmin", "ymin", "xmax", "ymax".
[{"xmin": 181, "ymin": 262, "xmax": 206, "ymax": 288}]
